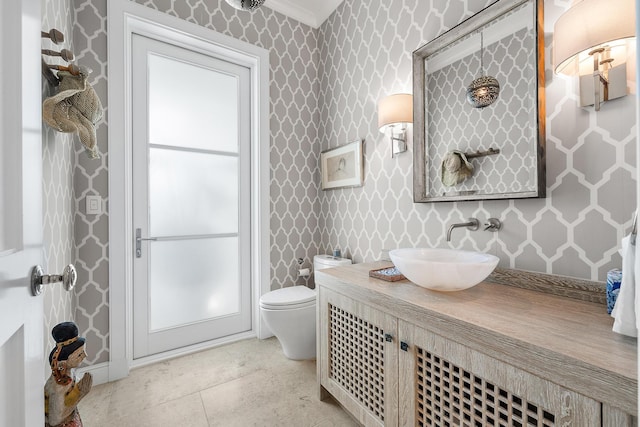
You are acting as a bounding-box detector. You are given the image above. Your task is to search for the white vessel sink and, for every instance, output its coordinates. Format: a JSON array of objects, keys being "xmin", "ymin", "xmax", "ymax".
[{"xmin": 389, "ymin": 248, "xmax": 499, "ymax": 291}]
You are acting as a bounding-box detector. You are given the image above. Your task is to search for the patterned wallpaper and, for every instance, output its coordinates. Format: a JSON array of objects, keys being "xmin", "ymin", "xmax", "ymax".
[
  {"xmin": 42, "ymin": 0, "xmax": 76, "ymax": 365},
  {"xmin": 66, "ymin": 0, "xmax": 110, "ymax": 365},
  {"xmin": 318, "ymin": 0, "xmax": 636, "ymax": 283},
  {"xmin": 55, "ymin": 0, "xmax": 636, "ymax": 367}
]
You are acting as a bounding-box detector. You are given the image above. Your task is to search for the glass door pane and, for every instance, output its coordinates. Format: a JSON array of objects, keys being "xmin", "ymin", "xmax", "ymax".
[
  {"xmin": 149, "ymin": 237, "xmax": 239, "ymax": 331},
  {"xmin": 148, "ymin": 53, "xmax": 239, "ymax": 152},
  {"xmin": 149, "ymin": 148, "xmax": 239, "ymax": 237}
]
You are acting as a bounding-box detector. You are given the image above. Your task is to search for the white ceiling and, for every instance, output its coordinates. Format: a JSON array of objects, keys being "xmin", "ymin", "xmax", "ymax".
[{"xmin": 265, "ymin": 0, "xmax": 344, "ymax": 28}]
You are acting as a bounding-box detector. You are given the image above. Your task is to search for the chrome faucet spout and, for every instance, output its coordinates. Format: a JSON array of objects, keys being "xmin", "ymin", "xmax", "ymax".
[{"xmin": 446, "ymin": 218, "xmax": 480, "ymax": 242}]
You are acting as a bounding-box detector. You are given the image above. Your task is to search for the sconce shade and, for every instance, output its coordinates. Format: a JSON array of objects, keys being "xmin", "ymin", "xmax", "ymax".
[
  {"xmin": 378, "ymin": 94, "xmax": 413, "ymax": 132},
  {"xmin": 553, "ymin": 0, "xmax": 635, "ymax": 75},
  {"xmin": 225, "ymin": 0, "xmax": 265, "ymax": 11}
]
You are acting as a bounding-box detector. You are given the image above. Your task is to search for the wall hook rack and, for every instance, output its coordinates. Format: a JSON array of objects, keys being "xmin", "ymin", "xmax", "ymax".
[
  {"xmin": 41, "ymin": 28, "xmax": 64, "ymax": 44},
  {"xmin": 42, "ymin": 58, "xmax": 60, "ymax": 86},
  {"xmin": 42, "ymin": 48, "xmax": 74, "ymax": 62},
  {"xmin": 41, "ymin": 28, "xmax": 77, "ymax": 87},
  {"xmin": 464, "ymin": 147, "xmax": 501, "ymax": 159}
]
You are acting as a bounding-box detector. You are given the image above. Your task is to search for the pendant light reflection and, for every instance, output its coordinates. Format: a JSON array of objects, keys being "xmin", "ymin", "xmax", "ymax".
[
  {"xmin": 466, "ymin": 32, "xmax": 500, "ymax": 108},
  {"xmin": 225, "ymin": 0, "xmax": 265, "ymax": 11}
]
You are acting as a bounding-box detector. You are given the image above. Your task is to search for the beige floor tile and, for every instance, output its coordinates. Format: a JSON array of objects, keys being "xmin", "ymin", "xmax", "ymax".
[
  {"xmin": 77, "ymin": 381, "xmax": 114, "ymax": 425},
  {"xmin": 78, "ymin": 338, "xmax": 357, "ymax": 427},
  {"xmin": 107, "ymin": 339, "xmax": 280, "ymax": 417},
  {"xmin": 201, "ymin": 358, "xmax": 357, "ymax": 427},
  {"xmin": 103, "ymin": 392, "xmax": 208, "ymax": 427}
]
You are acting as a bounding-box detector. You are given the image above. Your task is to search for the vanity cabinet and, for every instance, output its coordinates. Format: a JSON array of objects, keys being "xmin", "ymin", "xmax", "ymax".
[
  {"xmin": 317, "ymin": 262, "xmax": 637, "ymax": 427},
  {"xmin": 319, "ymin": 287, "xmax": 599, "ymax": 426},
  {"xmin": 398, "ymin": 321, "xmax": 598, "ymax": 426},
  {"xmin": 318, "ymin": 288, "xmax": 399, "ymax": 426}
]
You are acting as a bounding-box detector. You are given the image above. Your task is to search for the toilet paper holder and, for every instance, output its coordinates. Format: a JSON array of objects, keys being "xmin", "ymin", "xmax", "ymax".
[{"xmin": 298, "ymin": 268, "xmax": 311, "ymax": 277}]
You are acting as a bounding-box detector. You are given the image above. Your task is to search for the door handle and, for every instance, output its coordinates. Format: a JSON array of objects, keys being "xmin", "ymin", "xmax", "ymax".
[
  {"xmin": 136, "ymin": 228, "xmax": 157, "ymax": 258},
  {"xmin": 31, "ymin": 264, "xmax": 77, "ymax": 296}
]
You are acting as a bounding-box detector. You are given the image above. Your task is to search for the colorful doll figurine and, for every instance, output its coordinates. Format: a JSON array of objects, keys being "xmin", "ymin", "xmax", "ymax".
[{"xmin": 44, "ymin": 322, "xmax": 93, "ymax": 427}]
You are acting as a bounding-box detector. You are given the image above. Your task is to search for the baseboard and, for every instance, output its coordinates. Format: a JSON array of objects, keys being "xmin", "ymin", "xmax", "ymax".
[
  {"xmin": 130, "ymin": 331, "xmax": 257, "ymax": 369},
  {"xmin": 76, "ymin": 362, "xmax": 110, "ymax": 386}
]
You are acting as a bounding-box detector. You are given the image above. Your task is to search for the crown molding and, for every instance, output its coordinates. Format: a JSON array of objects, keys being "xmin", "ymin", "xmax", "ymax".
[{"xmin": 265, "ymin": 0, "xmax": 344, "ymax": 29}]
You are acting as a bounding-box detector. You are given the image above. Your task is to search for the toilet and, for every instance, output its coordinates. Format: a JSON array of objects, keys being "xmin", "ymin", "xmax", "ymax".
[{"xmin": 259, "ymin": 254, "xmax": 352, "ymax": 360}]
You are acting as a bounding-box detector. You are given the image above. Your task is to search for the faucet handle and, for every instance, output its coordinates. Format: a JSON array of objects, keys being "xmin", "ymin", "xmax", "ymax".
[{"xmin": 484, "ymin": 218, "xmax": 502, "ymax": 231}]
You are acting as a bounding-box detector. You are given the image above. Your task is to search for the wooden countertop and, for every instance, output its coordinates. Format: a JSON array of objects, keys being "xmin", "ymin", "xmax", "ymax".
[{"xmin": 316, "ymin": 261, "xmax": 638, "ymax": 415}]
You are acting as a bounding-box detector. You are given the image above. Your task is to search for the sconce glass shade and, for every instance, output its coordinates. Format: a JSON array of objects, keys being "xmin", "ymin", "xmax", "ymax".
[
  {"xmin": 377, "ymin": 93, "xmax": 413, "ymax": 132},
  {"xmin": 466, "ymin": 76, "xmax": 500, "ymax": 108},
  {"xmin": 225, "ymin": 0, "xmax": 265, "ymax": 11},
  {"xmin": 553, "ymin": 0, "xmax": 635, "ymax": 75}
]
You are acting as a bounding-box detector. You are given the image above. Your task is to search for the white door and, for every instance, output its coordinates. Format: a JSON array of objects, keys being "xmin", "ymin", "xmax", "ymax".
[
  {"xmin": 0, "ymin": 0, "xmax": 45, "ymax": 425},
  {"xmin": 131, "ymin": 34, "xmax": 252, "ymax": 358}
]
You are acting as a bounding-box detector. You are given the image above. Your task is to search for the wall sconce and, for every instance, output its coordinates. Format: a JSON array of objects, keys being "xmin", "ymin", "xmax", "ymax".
[
  {"xmin": 378, "ymin": 94, "xmax": 413, "ymax": 158},
  {"xmin": 553, "ymin": 0, "xmax": 635, "ymax": 111}
]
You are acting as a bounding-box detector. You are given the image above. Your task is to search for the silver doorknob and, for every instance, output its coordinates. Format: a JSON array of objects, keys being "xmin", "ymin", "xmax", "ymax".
[{"xmin": 31, "ymin": 264, "xmax": 77, "ymax": 296}]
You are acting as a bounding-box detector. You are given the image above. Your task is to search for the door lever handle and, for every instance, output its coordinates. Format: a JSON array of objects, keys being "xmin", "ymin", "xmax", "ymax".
[
  {"xmin": 31, "ymin": 264, "xmax": 77, "ymax": 296},
  {"xmin": 136, "ymin": 228, "xmax": 157, "ymax": 258}
]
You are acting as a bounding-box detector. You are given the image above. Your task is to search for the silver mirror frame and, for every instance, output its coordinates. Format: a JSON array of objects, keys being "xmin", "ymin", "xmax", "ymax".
[{"xmin": 412, "ymin": 0, "xmax": 545, "ymax": 202}]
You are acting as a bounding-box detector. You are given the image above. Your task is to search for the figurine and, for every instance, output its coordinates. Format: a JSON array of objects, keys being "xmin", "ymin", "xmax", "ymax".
[{"xmin": 44, "ymin": 322, "xmax": 92, "ymax": 427}]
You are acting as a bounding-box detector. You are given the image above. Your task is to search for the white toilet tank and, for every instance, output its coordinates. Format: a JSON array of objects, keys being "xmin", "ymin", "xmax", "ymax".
[{"xmin": 313, "ymin": 254, "xmax": 352, "ymax": 272}]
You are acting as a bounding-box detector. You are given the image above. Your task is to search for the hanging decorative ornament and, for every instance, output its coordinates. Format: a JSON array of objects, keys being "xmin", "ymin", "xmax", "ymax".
[
  {"xmin": 466, "ymin": 32, "xmax": 500, "ymax": 108},
  {"xmin": 225, "ymin": 0, "xmax": 265, "ymax": 11}
]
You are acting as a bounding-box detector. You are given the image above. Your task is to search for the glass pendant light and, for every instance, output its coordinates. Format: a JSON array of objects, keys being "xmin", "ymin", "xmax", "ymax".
[
  {"xmin": 466, "ymin": 32, "xmax": 500, "ymax": 108},
  {"xmin": 225, "ymin": 0, "xmax": 265, "ymax": 11}
]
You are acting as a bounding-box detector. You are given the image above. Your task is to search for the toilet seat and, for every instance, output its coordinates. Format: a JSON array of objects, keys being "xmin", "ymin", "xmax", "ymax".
[{"xmin": 259, "ymin": 286, "xmax": 316, "ymax": 311}]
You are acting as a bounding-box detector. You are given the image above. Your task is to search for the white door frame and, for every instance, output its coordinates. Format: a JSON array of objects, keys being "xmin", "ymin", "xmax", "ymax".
[{"xmin": 108, "ymin": 1, "xmax": 270, "ymax": 379}]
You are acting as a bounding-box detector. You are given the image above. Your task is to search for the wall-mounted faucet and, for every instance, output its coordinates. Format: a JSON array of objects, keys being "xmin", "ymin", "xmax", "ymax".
[
  {"xmin": 484, "ymin": 218, "xmax": 502, "ymax": 231},
  {"xmin": 446, "ymin": 218, "xmax": 479, "ymax": 242}
]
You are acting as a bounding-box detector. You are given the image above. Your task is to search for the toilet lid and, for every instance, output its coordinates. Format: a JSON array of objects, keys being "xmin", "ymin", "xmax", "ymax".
[{"xmin": 259, "ymin": 286, "xmax": 316, "ymax": 308}]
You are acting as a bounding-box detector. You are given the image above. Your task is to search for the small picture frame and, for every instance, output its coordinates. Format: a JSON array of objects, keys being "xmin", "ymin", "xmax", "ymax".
[{"xmin": 321, "ymin": 140, "xmax": 364, "ymax": 190}]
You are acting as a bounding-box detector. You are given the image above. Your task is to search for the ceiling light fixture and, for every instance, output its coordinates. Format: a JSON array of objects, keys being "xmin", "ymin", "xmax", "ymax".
[
  {"xmin": 466, "ymin": 32, "xmax": 500, "ymax": 109},
  {"xmin": 225, "ymin": 0, "xmax": 265, "ymax": 11}
]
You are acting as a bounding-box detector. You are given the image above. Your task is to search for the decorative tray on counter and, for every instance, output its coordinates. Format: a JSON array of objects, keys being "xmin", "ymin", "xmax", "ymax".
[{"xmin": 369, "ymin": 266, "xmax": 406, "ymax": 282}]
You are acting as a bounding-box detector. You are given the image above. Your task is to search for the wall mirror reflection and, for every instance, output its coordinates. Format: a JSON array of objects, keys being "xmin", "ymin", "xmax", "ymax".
[{"xmin": 412, "ymin": 0, "xmax": 545, "ymax": 202}]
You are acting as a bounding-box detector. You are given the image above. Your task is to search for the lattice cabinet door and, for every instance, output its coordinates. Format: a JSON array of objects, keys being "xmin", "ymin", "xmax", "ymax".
[
  {"xmin": 319, "ymin": 288, "xmax": 399, "ymax": 427},
  {"xmin": 397, "ymin": 321, "xmax": 600, "ymax": 427},
  {"xmin": 602, "ymin": 404, "xmax": 638, "ymax": 427}
]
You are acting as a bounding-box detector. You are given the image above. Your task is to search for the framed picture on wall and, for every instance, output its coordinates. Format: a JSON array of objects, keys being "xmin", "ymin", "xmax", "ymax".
[{"xmin": 320, "ymin": 140, "xmax": 364, "ymax": 190}]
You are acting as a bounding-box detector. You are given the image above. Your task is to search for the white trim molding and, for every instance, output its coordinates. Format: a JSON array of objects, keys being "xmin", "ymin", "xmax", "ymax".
[
  {"xmin": 266, "ymin": 0, "xmax": 344, "ymax": 28},
  {"xmin": 107, "ymin": 0, "xmax": 270, "ymax": 381}
]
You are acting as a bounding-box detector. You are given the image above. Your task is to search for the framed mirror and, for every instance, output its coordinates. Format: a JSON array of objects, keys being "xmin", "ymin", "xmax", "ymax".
[{"xmin": 412, "ymin": 0, "xmax": 545, "ymax": 202}]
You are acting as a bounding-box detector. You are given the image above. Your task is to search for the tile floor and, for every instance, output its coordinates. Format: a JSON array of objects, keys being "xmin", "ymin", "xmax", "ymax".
[{"xmin": 78, "ymin": 337, "xmax": 358, "ymax": 426}]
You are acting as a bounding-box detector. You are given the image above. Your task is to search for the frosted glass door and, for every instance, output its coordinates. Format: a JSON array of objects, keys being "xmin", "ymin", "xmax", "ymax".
[{"xmin": 132, "ymin": 34, "xmax": 251, "ymax": 358}]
